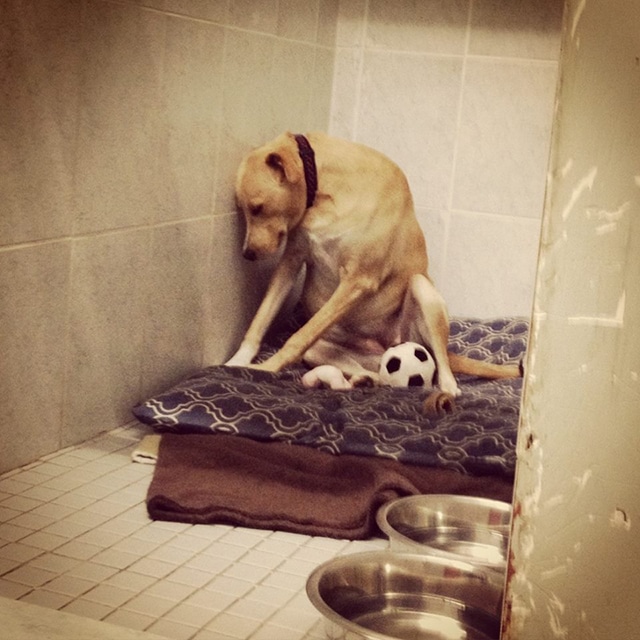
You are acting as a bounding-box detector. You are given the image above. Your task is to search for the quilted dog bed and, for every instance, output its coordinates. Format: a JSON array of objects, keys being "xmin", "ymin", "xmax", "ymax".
[{"xmin": 133, "ymin": 317, "xmax": 528, "ymax": 479}]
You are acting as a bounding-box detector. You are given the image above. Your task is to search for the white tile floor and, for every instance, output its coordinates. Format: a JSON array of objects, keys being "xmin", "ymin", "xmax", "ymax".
[{"xmin": 0, "ymin": 425, "xmax": 387, "ymax": 639}]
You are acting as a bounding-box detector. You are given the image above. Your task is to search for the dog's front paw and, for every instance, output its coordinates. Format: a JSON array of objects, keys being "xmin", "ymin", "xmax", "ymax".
[
  {"xmin": 349, "ymin": 372, "xmax": 380, "ymax": 388},
  {"xmin": 302, "ymin": 365, "xmax": 352, "ymax": 390},
  {"xmin": 423, "ymin": 391, "xmax": 456, "ymax": 416},
  {"xmin": 225, "ymin": 344, "xmax": 259, "ymax": 367},
  {"xmin": 438, "ymin": 377, "xmax": 461, "ymax": 398}
]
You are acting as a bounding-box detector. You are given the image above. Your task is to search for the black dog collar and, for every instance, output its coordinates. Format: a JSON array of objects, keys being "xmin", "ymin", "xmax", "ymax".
[{"xmin": 294, "ymin": 134, "xmax": 317, "ymax": 209}]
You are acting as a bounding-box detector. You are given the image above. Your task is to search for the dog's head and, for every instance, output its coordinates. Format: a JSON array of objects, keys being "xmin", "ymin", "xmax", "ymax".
[{"xmin": 235, "ymin": 133, "xmax": 308, "ymax": 261}]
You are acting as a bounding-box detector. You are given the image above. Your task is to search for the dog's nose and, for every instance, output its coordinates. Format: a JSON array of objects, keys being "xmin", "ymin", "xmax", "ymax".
[{"xmin": 243, "ymin": 248, "xmax": 257, "ymax": 261}]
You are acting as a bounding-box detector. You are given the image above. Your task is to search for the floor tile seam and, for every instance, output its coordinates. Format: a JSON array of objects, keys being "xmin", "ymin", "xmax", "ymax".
[
  {"xmin": 60, "ymin": 596, "xmax": 118, "ymax": 621},
  {"xmin": 161, "ymin": 562, "xmax": 229, "ymax": 589},
  {"xmin": 140, "ymin": 584, "xmax": 245, "ymax": 636},
  {"xmin": 145, "ymin": 543, "xmax": 201, "ymax": 567},
  {"xmin": 207, "ymin": 555, "xmax": 310, "ymax": 630},
  {"xmin": 107, "ymin": 555, "xmax": 241, "ymax": 617},
  {"xmin": 59, "ymin": 437, "xmax": 139, "ymax": 460},
  {"xmin": 0, "ymin": 540, "xmax": 50, "ymax": 563},
  {"xmin": 0, "ymin": 521, "xmax": 155, "ymax": 576},
  {"xmin": 247, "ymin": 618, "xmax": 319, "ymax": 640},
  {"xmin": 229, "ymin": 538, "xmax": 295, "ymax": 564},
  {"xmin": 0, "ymin": 469, "xmax": 64, "ymax": 487},
  {"xmin": 0, "ymin": 437, "xmax": 141, "ymax": 499},
  {"xmin": 19, "ymin": 587, "xmax": 76, "ymax": 610},
  {"xmin": 0, "ymin": 467, "xmax": 144, "ymax": 528},
  {"xmin": 201, "ymin": 535, "xmax": 284, "ymax": 575},
  {"xmin": 6, "ymin": 557, "xmax": 152, "ymax": 601},
  {"xmin": 18, "ymin": 585, "xmax": 86, "ymax": 608},
  {"xmin": 2, "ymin": 506, "xmax": 186, "ymax": 575},
  {"xmin": 207, "ymin": 541, "xmax": 305, "ymax": 594},
  {"xmin": 145, "ymin": 600, "xmax": 220, "ymax": 635},
  {"xmin": 54, "ymin": 571, "xmax": 117, "ymax": 593},
  {"xmin": 2, "ymin": 552, "xmax": 216, "ymax": 611},
  {"xmin": 103, "ymin": 608, "xmax": 157, "ymax": 633},
  {"xmin": 0, "ymin": 538, "xmax": 216, "ymax": 608},
  {"xmin": 202, "ymin": 608, "xmax": 265, "ymax": 639},
  {"xmin": 75, "ymin": 580, "xmax": 160, "ymax": 612},
  {"xmin": 0, "ymin": 553, "xmax": 58, "ymax": 584}
]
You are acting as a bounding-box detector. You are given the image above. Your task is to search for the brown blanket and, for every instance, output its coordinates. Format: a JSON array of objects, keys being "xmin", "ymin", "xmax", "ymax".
[{"xmin": 147, "ymin": 434, "xmax": 513, "ymax": 540}]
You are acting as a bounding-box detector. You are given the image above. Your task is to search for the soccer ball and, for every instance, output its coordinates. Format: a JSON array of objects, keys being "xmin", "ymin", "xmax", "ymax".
[{"xmin": 379, "ymin": 342, "xmax": 437, "ymax": 389}]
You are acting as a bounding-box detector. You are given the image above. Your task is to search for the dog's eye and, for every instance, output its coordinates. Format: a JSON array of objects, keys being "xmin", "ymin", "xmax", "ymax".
[{"xmin": 249, "ymin": 204, "xmax": 263, "ymax": 217}]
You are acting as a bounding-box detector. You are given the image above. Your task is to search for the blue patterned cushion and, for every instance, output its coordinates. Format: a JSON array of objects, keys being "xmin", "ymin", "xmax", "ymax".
[{"xmin": 133, "ymin": 318, "xmax": 528, "ymax": 478}]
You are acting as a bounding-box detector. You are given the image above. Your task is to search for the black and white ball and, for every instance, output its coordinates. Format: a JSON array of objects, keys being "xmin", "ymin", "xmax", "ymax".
[{"xmin": 379, "ymin": 342, "xmax": 437, "ymax": 389}]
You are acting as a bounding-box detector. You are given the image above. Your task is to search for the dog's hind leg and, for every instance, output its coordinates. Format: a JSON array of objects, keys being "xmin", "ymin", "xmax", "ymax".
[{"xmin": 407, "ymin": 274, "xmax": 460, "ymax": 398}]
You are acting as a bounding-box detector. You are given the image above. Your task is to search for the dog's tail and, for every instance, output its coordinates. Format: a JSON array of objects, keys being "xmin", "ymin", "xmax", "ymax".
[{"xmin": 447, "ymin": 352, "xmax": 522, "ymax": 379}]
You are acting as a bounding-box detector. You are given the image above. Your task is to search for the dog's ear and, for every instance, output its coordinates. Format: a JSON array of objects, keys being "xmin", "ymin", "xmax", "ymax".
[{"xmin": 265, "ymin": 148, "xmax": 302, "ymax": 185}]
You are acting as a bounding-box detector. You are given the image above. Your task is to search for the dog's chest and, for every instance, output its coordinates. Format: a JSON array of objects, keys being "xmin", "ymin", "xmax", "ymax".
[{"xmin": 303, "ymin": 228, "xmax": 342, "ymax": 278}]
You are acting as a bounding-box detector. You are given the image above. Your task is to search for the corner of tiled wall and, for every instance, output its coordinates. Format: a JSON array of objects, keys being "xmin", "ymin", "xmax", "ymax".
[
  {"xmin": 0, "ymin": 0, "xmax": 337, "ymax": 472},
  {"xmin": 1, "ymin": 0, "xmax": 563, "ymax": 472},
  {"xmin": 330, "ymin": 0, "xmax": 563, "ymax": 317}
]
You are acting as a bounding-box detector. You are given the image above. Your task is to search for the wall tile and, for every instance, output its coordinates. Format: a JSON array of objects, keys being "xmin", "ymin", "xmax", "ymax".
[
  {"xmin": 215, "ymin": 29, "xmax": 277, "ymax": 214},
  {"xmin": 317, "ymin": 0, "xmax": 339, "ymax": 47},
  {"xmin": 0, "ymin": 0, "xmax": 81, "ymax": 245},
  {"xmin": 63, "ymin": 230, "xmax": 151, "ymax": 445},
  {"xmin": 357, "ymin": 51, "xmax": 463, "ymax": 209},
  {"xmin": 329, "ymin": 48, "xmax": 361, "ymax": 139},
  {"xmin": 156, "ymin": 16, "xmax": 224, "ymax": 222},
  {"xmin": 228, "ymin": 0, "xmax": 278, "ymax": 34},
  {"xmin": 452, "ymin": 58, "xmax": 558, "ymax": 218},
  {"xmin": 330, "ymin": 4, "xmax": 562, "ymax": 319},
  {"xmin": 367, "ymin": 0, "xmax": 469, "ymax": 54},
  {"xmin": 1, "ymin": 1, "xmax": 341, "ymax": 472},
  {"xmin": 470, "ymin": 0, "xmax": 564, "ymax": 60},
  {"xmin": 121, "ymin": 0, "xmax": 167, "ymax": 9},
  {"xmin": 140, "ymin": 220, "xmax": 212, "ymax": 397},
  {"xmin": 335, "ymin": 0, "xmax": 367, "ymax": 47},
  {"xmin": 442, "ymin": 212, "xmax": 541, "ymax": 317},
  {"xmin": 163, "ymin": 0, "xmax": 229, "ymax": 22},
  {"xmin": 277, "ymin": 0, "xmax": 319, "ymax": 43},
  {"xmin": 306, "ymin": 47, "xmax": 335, "ymax": 131},
  {"xmin": 270, "ymin": 41, "xmax": 319, "ymax": 134},
  {"xmin": 203, "ymin": 213, "xmax": 275, "ymax": 365},
  {"xmin": 216, "ymin": 26, "xmax": 335, "ymax": 214},
  {"xmin": 0, "ymin": 243, "xmax": 71, "ymax": 472},
  {"xmin": 74, "ymin": 1, "xmax": 165, "ymax": 234}
]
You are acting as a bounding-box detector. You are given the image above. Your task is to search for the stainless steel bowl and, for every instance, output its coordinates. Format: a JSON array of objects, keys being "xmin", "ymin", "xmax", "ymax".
[
  {"xmin": 306, "ymin": 550, "xmax": 503, "ymax": 640},
  {"xmin": 376, "ymin": 495, "xmax": 511, "ymax": 570}
]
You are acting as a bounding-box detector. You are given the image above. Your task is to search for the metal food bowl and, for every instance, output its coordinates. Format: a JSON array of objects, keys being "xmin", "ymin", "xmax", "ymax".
[
  {"xmin": 306, "ymin": 550, "xmax": 503, "ymax": 640},
  {"xmin": 376, "ymin": 495, "xmax": 511, "ymax": 570}
]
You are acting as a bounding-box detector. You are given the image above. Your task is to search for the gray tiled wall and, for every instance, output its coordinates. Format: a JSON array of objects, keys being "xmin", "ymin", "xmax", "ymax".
[
  {"xmin": 330, "ymin": 0, "xmax": 563, "ymax": 316},
  {"xmin": 1, "ymin": 0, "xmax": 563, "ymax": 473},
  {"xmin": 0, "ymin": 0, "xmax": 337, "ymax": 471}
]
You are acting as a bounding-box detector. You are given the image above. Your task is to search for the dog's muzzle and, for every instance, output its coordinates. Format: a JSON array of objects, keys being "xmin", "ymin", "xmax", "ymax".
[{"xmin": 242, "ymin": 230, "xmax": 286, "ymax": 261}]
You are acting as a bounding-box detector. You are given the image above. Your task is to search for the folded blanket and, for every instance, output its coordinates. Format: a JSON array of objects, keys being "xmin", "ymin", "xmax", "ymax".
[{"xmin": 147, "ymin": 433, "xmax": 513, "ymax": 539}]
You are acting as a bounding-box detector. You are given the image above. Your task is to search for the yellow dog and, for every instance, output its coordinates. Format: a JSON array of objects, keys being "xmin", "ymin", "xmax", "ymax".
[{"xmin": 227, "ymin": 132, "xmax": 520, "ymax": 411}]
